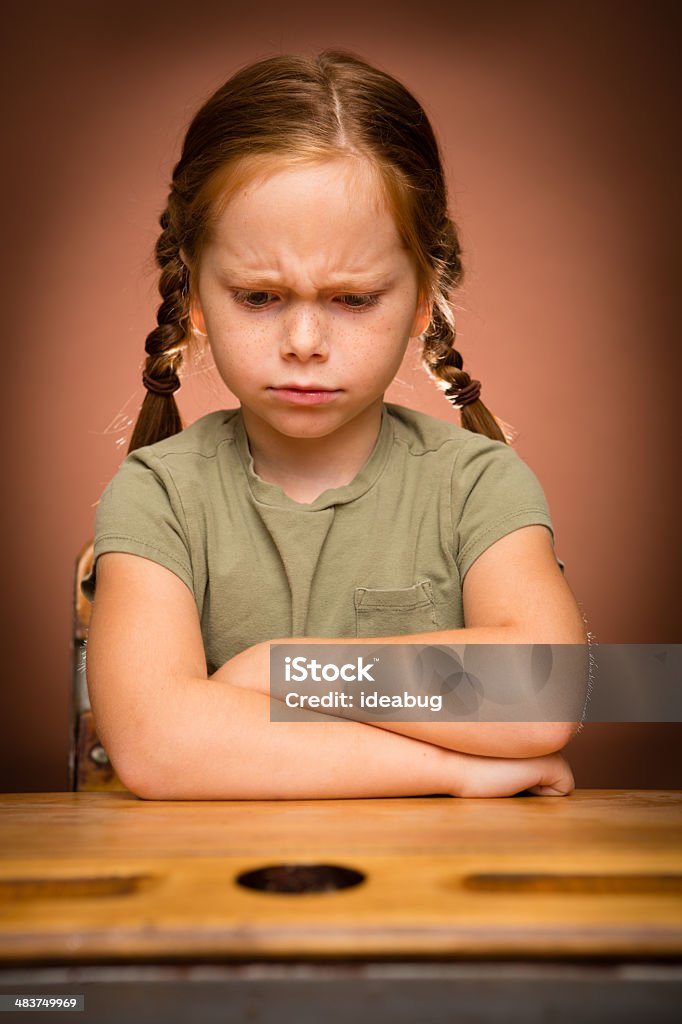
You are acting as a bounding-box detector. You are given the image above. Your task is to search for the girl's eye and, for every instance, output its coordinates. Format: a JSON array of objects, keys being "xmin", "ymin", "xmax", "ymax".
[
  {"xmin": 230, "ymin": 290, "xmax": 382, "ymax": 312},
  {"xmin": 337, "ymin": 293, "xmax": 381, "ymax": 311},
  {"xmin": 231, "ymin": 290, "xmax": 273, "ymax": 309}
]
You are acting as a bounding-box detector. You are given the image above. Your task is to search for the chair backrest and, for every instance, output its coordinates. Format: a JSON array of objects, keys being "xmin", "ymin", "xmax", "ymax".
[{"xmin": 70, "ymin": 540, "xmax": 128, "ymax": 792}]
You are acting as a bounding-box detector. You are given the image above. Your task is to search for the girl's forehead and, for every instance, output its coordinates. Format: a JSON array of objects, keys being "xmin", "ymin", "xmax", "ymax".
[
  {"xmin": 206, "ymin": 158, "xmax": 407, "ymax": 269},
  {"xmin": 218, "ymin": 155, "xmax": 387, "ymax": 218}
]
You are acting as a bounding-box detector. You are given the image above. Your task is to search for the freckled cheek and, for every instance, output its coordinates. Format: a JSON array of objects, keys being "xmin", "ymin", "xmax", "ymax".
[
  {"xmin": 350, "ymin": 316, "xmax": 403, "ymax": 360},
  {"xmin": 209, "ymin": 337, "xmax": 266, "ymax": 387}
]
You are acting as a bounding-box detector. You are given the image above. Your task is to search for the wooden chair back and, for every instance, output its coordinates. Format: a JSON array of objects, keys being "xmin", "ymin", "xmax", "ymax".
[{"xmin": 70, "ymin": 540, "xmax": 127, "ymax": 792}]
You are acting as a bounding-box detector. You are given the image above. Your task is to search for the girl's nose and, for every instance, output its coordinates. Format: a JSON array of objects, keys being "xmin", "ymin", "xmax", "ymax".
[{"xmin": 280, "ymin": 304, "xmax": 328, "ymax": 360}]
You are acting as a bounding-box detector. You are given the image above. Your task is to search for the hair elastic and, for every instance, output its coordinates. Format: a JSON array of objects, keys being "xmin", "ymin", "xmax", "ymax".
[
  {"xmin": 445, "ymin": 377, "xmax": 481, "ymax": 409},
  {"xmin": 142, "ymin": 368, "xmax": 181, "ymax": 396}
]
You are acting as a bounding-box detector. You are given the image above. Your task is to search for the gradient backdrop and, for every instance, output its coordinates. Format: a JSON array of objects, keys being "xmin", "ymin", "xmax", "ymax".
[{"xmin": 2, "ymin": 0, "xmax": 680, "ymax": 791}]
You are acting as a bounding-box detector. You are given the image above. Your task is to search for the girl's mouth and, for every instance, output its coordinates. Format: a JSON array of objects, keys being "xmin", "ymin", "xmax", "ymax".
[{"xmin": 268, "ymin": 387, "xmax": 341, "ymax": 405}]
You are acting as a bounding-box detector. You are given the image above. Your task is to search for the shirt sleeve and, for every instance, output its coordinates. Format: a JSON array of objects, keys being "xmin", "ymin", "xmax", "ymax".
[
  {"xmin": 452, "ymin": 434, "xmax": 566, "ymax": 581},
  {"xmin": 80, "ymin": 449, "xmax": 194, "ymax": 604}
]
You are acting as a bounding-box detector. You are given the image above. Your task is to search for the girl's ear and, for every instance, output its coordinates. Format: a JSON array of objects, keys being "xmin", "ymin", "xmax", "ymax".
[
  {"xmin": 410, "ymin": 296, "xmax": 433, "ymax": 338},
  {"xmin": 189, "ymin": 298, "xmax": 208, "ymax": 336},
  {"xmin": 180, "ymin": 249, "xmax": 208, "ymax": 335}
]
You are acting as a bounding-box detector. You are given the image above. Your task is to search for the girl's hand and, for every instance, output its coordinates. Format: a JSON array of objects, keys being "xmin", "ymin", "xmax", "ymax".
[{"xmin": 449, "ymin": 749, "xmax": 575, "ymax": 799}]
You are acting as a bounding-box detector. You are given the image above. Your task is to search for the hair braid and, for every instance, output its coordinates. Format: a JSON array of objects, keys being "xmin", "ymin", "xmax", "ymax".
[
  {"xmin": 127, "ymin": 206, "xmax": 190, "ymax": 454},
  {"xmin": 420, "ymin": 218, "xmax": 507, "ymax": 443}
]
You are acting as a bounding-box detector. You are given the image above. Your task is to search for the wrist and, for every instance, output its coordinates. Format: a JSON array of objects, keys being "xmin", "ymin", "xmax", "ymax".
[{"xmin": 431, "ymin": 743, "xmax": 470, "ymax": 798}]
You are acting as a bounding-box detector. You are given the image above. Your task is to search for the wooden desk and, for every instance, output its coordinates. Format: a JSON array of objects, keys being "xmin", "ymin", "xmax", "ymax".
[{"xmin": 1, "ymin": 790, "xmax": 681, "ymax": 1022}]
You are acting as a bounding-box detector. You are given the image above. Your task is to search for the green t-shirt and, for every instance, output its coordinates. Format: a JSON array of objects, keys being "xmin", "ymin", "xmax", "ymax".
[{"xmin": 81, "ymin": 402, "xmax": 565, "ymax": 674}]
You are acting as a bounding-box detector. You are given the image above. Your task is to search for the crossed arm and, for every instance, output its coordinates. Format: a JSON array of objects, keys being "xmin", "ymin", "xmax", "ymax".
[
  {"xmin": 210, "ymin": 527, "xmax": 588, "ymax": 760},
  {"xmin": 90, "ymin": 526, "xmax": 586, "ymax": 799},
  {"xmin": 209, "ymin": 622, "xmax": 584, "ymax": 760}
]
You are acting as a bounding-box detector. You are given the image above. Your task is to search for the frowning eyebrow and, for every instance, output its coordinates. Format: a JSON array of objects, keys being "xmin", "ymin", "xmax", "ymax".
[{"xmin": 217, "ymin": 267, "xmax": 394, "ymax": 290}]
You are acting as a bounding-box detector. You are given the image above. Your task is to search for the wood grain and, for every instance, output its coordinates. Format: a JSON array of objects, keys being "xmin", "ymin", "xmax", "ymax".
[{"xmin": 0, "ymin": 790, "xmax": 680, "ymax": 962}]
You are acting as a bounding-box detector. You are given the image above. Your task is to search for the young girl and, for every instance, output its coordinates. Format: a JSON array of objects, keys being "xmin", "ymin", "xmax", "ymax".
[{"xmin": 81, "ymin": 50, "xmax": 587, "ymax": 801}]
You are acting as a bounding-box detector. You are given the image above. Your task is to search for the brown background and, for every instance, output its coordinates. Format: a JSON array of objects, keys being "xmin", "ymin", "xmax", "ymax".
[{"xmin": 2, "ymin": 0, "xmax": 680, "ymax": 793}]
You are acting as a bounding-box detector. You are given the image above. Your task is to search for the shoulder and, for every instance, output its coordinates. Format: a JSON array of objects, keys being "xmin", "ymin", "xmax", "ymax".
[
  {"xmin": 96, "ymin": 409, "xmax": 242, "ymax": 513},
  {"xmin": 105, "ymin": 408, "xmax": 240, "ymax": 492},
  {"xmin": 385, "ymin": 401, "xmax": 542, "ymax": 506},
  {"xmin": 127, "ymin": 408, "xmax": 241, "ymax": 470},
  {"xmin": 384, "ymin": 399, "xmax": 551, "ymax": 497},
  {"xmin": 384, "ymin": 401, "xmax": 515, "ymax": 468},
  {"xmin": 384, "ymin": 401, "xmax": 476, "ymax": 455}
]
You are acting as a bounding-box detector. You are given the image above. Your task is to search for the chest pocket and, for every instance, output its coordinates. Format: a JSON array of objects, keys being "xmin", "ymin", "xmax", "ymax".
[{"xmin": 354, "ymin": 579, "xmax": 438, "ymax": 638}]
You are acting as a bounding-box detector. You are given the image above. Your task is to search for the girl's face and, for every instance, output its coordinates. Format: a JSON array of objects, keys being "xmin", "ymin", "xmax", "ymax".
[{"xmin": 190, "ymin": 156, "xmax": 431, "ymax": 441}]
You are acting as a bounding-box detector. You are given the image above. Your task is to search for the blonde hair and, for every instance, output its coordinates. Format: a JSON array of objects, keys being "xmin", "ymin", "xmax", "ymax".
[{"xmin": 128, "ymin": 49, "xmax": 506, "ymax": 454}]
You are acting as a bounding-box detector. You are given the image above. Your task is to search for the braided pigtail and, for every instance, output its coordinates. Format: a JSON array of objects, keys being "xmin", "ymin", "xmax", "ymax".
[
  {"xmin": 420, "ymin": 218, "xmax": 508, "ymax": 444},
  {"xmin": 127, "ymin": 206, "xmax": 190, "ymax": 455}
]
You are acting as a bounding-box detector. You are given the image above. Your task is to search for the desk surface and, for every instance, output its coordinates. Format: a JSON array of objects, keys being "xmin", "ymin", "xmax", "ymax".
[{"xmin": 1, "ymin": 790, "xmax": 681, "ymax": 964}]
